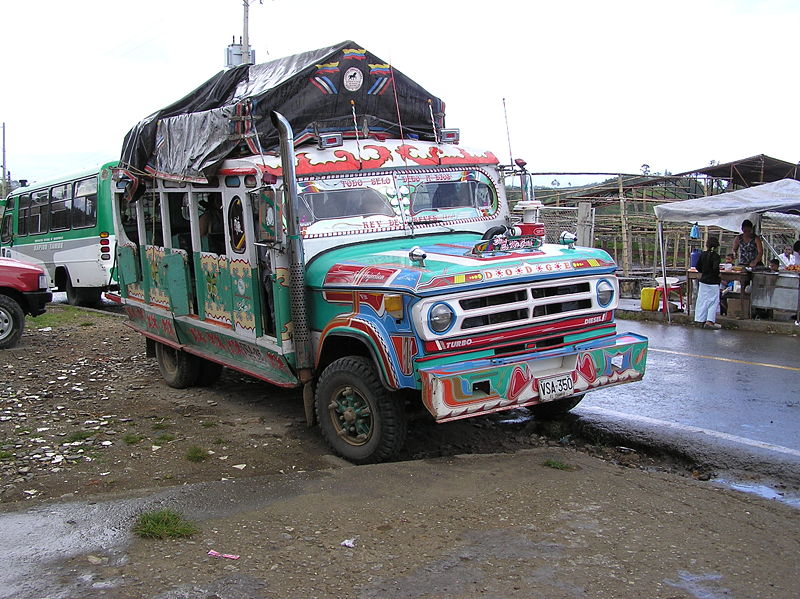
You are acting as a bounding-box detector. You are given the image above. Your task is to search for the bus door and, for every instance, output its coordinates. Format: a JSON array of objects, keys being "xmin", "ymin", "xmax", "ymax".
[
  {"xmin": 253, "ymin": 185, "xmax": 291, "ymax": 350},
  {"xmin": 159, "ymin": 187, "xmax": 195, "ymax": 317}
]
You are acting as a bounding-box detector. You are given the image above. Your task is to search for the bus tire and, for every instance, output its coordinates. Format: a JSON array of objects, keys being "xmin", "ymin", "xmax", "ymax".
[
  {"xmin": 66, "ymin": 279, "xmax": 101, "ymax": 307},
  {"xmin": 155, "ymin": 342, "xmax": 199, "ymax": 389},
  {"xmin": 196, "ymin": 359, "xmax": 224, "ymax": 387},
  {"xmin": 528, "ymin": 394, "xmax": 585, "ymax": 419},
  {"xmin": 315, "ymin": 356, "xmax": 407, "ymax": 465},
  {"xmin": 0, "ymin": 295, "xmax": 25, "ymax": 350}
]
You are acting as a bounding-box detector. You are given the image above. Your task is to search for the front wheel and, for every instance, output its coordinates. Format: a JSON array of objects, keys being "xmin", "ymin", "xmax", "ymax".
[
  {"xmin": 528, "ymin": 394, "xmax": 585, "ymax": 419},
  {"xmin": 0, "ymin": 295, "xmax": 25, "ymax": 349},
  {"xmin": 155, "ymin": 342, "xmax": 199, "ymax": 388},
  {"xmin": 315, "ymin": 356, "xmax": 407, "ymax": 464}
]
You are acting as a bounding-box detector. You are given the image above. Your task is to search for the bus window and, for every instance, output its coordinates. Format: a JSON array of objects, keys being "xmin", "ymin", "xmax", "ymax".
[
  {"xmin": 197, "ymin": 192, "xmax": 224, "ymax": 254},
  {"xmin": 73, "ymin": 178, "xmax": 98, "ymax": 229},
  {"xmin": 50, "ymin": 184, "xmax": 73, "ymax": 231},
  {"xmin": 1, "ymin": 212, "xmax": 12, "ymax": 244},
  {"xmin": 30, "ymin": 190, "xmax": 50, "ymax": 234},
  {"xmin": 228, "ymin": 196, "xmax": 246, "ymax": 254},
  {"xmin": 167, "ymin": 192, "xmax": 191, "ymax": 252},
  {"xmin": 118, "ymin": 195, "xmax": 139, "ymax": 244},
  {"xmin": 141, "ymin": 192, "xmax": 163, "ymax": 246},
  {"xmin": 17, "ymin": 195, "xmax": 30, "ymax": 236}
]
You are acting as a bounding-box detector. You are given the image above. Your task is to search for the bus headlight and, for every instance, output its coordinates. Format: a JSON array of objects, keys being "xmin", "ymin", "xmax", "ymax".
[
  {"xmin": 597, "ymin": 279, "xmax": 614, "ymax": 307},
  {"xmin": 429, "ymin": 302, "xmax": 455, "ymax": 333}
]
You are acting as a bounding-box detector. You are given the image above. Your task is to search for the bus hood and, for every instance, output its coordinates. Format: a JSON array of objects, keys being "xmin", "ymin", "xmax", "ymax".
[{"xmin": 307, "ymin": 233, "xmax": 617, "ymax": 296}]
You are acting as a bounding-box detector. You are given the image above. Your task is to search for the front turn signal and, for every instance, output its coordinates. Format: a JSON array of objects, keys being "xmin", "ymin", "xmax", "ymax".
[{"xmin": 385, "ymin": 294, "xmax": 404, "ymax": 320}]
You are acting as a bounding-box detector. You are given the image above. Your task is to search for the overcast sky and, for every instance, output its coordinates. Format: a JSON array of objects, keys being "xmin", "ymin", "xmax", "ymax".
[{"xmin": 1, "ymin": 0, "xmax": 797, "ymax": 185}]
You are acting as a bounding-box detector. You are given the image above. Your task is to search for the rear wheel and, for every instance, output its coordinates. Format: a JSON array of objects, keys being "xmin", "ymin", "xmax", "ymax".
[
  {"xmin": 66, "ymin": 278, "xmax": 102, "ymax": 307},
  {"xmin": 315, "ymin": 356, "xmax": 407, "ymax": 464},
  {"xmin": 0, "ymin": 295, "xmax": 25, "ymax": 349},
  {"xmin": 528, "ymin": 394, "xmax": 585, "ymax": 419},
  {"xmin": 155, "ymin": 342, "xmax": 199, "ymax": 388}
]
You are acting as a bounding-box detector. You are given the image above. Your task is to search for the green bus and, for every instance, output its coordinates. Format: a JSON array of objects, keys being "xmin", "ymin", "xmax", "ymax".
[{"xmin": 0, "ymin": 161, "xmax": 118, "ymax": 306}]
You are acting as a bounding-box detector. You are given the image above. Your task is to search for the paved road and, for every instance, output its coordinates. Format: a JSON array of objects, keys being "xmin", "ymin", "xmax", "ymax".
[{"xmin": 576, "ymin": 318, "xmax": 800, "ymax": 481}]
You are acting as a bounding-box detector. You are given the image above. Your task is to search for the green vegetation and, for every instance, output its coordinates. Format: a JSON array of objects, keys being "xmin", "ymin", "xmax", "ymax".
[
  {"xmin": 0, "ymin": 450, "xmax": 13, "ymax": 460},
  {"xmin": 29, "ymin": 306, "xmax": 107, "ymax": 329},
  {"xmin": 212, "ymin": 438, "xmax": 228, "ymax": 445},
  {"xmin": 543, "ymin": 459, "xmax": 573, "ymax": 471},
  {"xmin": 151, "ymin": 421, "xmax": 171, "ymax": 431},
  {"xmin": 200, "ymin": 421, "xmax": 217, "ymax": 428},
  {"xmin": 185, "ymin": 446, "xmax": 208, "ymax": 462},
  {"xmin": 132, "ymin": 510, "xmax": 198, "ymax": 539},
  {"xmin": 122, "ymin": 433, "xmax": 143, "ymax": 445},
  {"xmin": 155, "ymin": 433, "xmax": 176, "ymax": 443},
  {"xmin": 66, "ymin": 430, "xmax": 95, "ymax": 443}
]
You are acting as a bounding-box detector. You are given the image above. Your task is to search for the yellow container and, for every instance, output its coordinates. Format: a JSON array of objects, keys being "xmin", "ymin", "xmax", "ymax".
[{"xmin": 640, "ymin": 287, "xmax": 661, "ymax": 311}]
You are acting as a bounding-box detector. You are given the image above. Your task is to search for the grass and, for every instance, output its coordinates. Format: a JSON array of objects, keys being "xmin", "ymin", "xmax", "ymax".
[
  {"xmin": 185, "ymin": 445, "xmax": 208, "ymax": 462},
  {"xmin": 212, "ymin": 438, "xmax": 228, "ymax": 445},
  {"xmin": 155, "ymin": 433, "xmax": 176, "ymax": 443},
  {"xmin": 66, "ymin": 430, "xmax": 95, "ymax": 443},
  {"xmin": 132, "ymin": 510, "xmax": 198, "ymax": 539},
  {"xmin": 0, "ymin": 450, "xmax": 13, "ymax": 460},
  {"xmin": 151, "ymin": 421, "xmax": 171, "ymax": 431},
  {"xmin": 122, "ymin": 433, "xmax": 143, "ymax": 445},
  {"xmin": 29, "ymin": 306, "xmax": 107, "ymax": 329},
  {"xmin": 200, "ymin": 421, "xmax": 217, "ymax": 428},
  {"xmin": 543, "ymin": 458, "xmax": 574, "ymax": 471}
]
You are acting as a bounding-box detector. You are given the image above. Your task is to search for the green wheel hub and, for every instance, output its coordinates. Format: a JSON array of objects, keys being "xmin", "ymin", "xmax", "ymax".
[{"xmin": 328, "ymin": 385, "xmax": 373, "ymax": 446}]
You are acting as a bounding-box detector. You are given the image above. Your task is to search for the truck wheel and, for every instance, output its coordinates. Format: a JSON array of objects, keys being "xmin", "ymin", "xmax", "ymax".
[
  {"xmin": 315, "ymin": 356, "xmax": 407, "ymax": 464},
  {"xmin": 66, "ymin": 279, "xmax": 102, "ymax": 307},
  {"xmin": 196, "ymin": 359, "xmax": 224, "ymax": 387},
  {"xmin": 0, "ymin": 295, "xmax": 25, "ymax": 349},
  {"xmin": 528, "ymin": 394, "xmax": 585, "ymax": 419},
  {"xmin": 155, "ymin": 342, "xmax": 199, "ymax": 388}
]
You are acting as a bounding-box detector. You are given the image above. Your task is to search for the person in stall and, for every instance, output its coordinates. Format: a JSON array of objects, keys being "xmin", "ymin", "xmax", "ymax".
[
  {"xmin": 731, "ymin": 219, "xmax": 763, "ymax": 268},
  {"xmin": 778, "ymin": 246, "xmax": 794, "ymax": 268},
  {"xmin": 694, "ymin": 237, "xmax": 722, "ymax": 329},
  {"xmin": 768, "ymin": 258, "xmax": 780, "ymax": 272}
]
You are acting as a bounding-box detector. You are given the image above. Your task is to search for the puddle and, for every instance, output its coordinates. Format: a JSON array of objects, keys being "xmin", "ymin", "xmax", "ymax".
[
  {"xmin": 714, "ymin": 478, "xmax": 800, "ymax": 509},
  {"xmin": 494, "ymin": 409, "xmax": 533, "ymax": 426}
]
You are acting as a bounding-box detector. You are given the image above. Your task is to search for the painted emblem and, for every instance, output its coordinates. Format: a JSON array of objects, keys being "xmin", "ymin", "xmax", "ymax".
[{"xmin": 343, "ymin": 67, "xmax": 363, "ymax": 92}]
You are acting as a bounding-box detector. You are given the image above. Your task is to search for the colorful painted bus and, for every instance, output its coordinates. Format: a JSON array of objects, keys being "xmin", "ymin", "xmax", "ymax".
[
  {"xmin": 110, "ymin": 112, "xmax": 649, "ymax": 464},
  {"xmin": 0, "ymin": 162, "xmax": 118, "ymax": 306}
]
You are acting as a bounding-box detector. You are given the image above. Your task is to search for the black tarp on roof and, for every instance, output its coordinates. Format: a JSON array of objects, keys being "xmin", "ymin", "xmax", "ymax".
[{"xmin": 119, "ymin": 41, "xmax": 445, "ymax": 180}]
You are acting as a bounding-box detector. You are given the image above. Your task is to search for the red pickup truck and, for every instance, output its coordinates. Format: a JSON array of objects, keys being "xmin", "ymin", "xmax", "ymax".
[{"xmin": 0, "ymin": 257, "xmax": 52, "ymax": 349}]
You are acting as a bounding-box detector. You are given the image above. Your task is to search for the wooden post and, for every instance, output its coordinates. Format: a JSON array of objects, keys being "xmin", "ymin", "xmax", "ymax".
[
  {"xmin": 618, "ymin": 175, "xmax": 632, "ymax": 276},
  {"xmin": 576, "ymin": 202, "xmax": 593, "ymax": 247},
  {"xmin": 672, "ymin": 233, "xmax": 679, "ymax": 268}
]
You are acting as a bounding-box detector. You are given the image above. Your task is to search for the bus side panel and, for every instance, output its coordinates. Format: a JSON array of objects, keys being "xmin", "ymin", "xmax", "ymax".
[
  {"xmin": 198, "ymin": 252, "xmax": 233, "ymax": 325},
  {"xmin": 117, "ymin": 242, "xmax": 145, "ymax": 300},
  {"xmin": 230, "ymin": 259, "xmax": 261, "ymax": 338},
  {"xmin": 171, "ymin": 318, "xmax": 299, "ymax": 387},
  {"xmin": 144, "ymin": 245, "xmax": 171, "ymax": 308},
  {"xmin": 124, "ymin": 303, "xmax": 180, "ymax": 345}
]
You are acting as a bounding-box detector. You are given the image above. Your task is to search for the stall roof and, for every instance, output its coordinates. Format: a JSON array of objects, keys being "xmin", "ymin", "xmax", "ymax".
[
  {"xmin": 674, "ymin": 154, "xmax": 800, "ymax": 187},
  {"xmin": 653, "ymin": 178, "xmax": 800, "ymax": 231}
]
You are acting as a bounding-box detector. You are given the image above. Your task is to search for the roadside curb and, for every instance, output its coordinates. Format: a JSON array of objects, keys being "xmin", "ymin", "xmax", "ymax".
[{"xmin": 617, "ymin": 308, "xmax": 798, "ymax": 335}]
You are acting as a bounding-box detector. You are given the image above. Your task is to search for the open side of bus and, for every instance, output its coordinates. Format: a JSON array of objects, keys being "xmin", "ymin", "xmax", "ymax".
[{"xmin": 112, "ymin": 172, "xmax": 298, "ymax": 388}]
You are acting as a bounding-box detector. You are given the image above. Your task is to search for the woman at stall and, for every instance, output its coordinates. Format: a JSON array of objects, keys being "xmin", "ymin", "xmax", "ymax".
[
  {"xmin": 731, "ymin": 219, "xmax": 763, "ymax": 267},
  {"xmin": 694, "ymin": 237, "xmax": 722, "ymax": 329}
]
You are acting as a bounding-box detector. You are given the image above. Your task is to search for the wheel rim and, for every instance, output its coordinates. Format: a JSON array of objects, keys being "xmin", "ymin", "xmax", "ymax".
[
  {"xmin": 327, "ymin": 385, "xmax": 373, "ymax": 447},
  {"xmin": 0, "ymin": 307, "xmax": 12, "ymax": 341}
]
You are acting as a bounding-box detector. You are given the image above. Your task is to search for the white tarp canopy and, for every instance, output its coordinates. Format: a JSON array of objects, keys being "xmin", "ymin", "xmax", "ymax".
[{"xmin": 653, "ymin": 178, "xmax": 800, "ymax": 232}]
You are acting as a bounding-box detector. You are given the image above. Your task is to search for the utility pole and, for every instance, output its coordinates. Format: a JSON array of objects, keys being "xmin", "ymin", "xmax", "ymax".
[
  {"xmin": 1, "ymin": 122, "xmax": 6, "ymax": 198},
  {"xmin": 242, "ymin": 0, "xmax": 251, "ymax": 65}
]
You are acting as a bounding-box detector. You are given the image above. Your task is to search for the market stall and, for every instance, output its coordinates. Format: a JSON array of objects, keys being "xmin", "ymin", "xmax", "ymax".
[{"xmin": 653, "ymin": 179, "xmax": 800, "ymax": 323}]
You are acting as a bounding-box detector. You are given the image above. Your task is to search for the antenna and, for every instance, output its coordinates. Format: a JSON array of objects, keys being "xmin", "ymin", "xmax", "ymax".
[
  {"xmin": 427, "ymin": 99, "xmax": 439, "ymax": 144},
  {"xmin": 389, "ymin": 66, "xmax": 406, "ymax": 142},
  {"xmin": 350, "ymin": 100, "xmax": 362, "ymax": 164},
  {"xmin": 502, "ymin": 97, "xmax": 514, "ymax": 166}
]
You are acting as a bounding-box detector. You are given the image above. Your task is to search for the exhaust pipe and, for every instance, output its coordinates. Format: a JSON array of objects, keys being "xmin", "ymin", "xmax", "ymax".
[{"xmin": 270, "ymin": 111, "xmax": 313, "ymax": 380}]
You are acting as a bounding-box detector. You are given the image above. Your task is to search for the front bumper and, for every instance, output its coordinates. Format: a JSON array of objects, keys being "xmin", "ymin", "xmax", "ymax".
[
  {"xmin": 22, "ymin": 290, "xmax": 52, "ymax": 317},
  {"xmin": 419, "ymin": 332, "xmax": 648, "ymax": 422}
]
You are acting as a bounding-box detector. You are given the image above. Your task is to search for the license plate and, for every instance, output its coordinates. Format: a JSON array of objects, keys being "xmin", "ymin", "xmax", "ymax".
[{"xmin": 538, "ymin": 373, "xmax": 574, "ymax": 402}]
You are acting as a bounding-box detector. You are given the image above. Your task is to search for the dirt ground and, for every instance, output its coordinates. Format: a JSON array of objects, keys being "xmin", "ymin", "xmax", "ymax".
[
  {"xmin": 3, "ymin": 305, "xmax": 800, "ymax": 599},
  {"xmin": 1, "ymin": 304, "xmax": 691, "ymax": 506}
]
